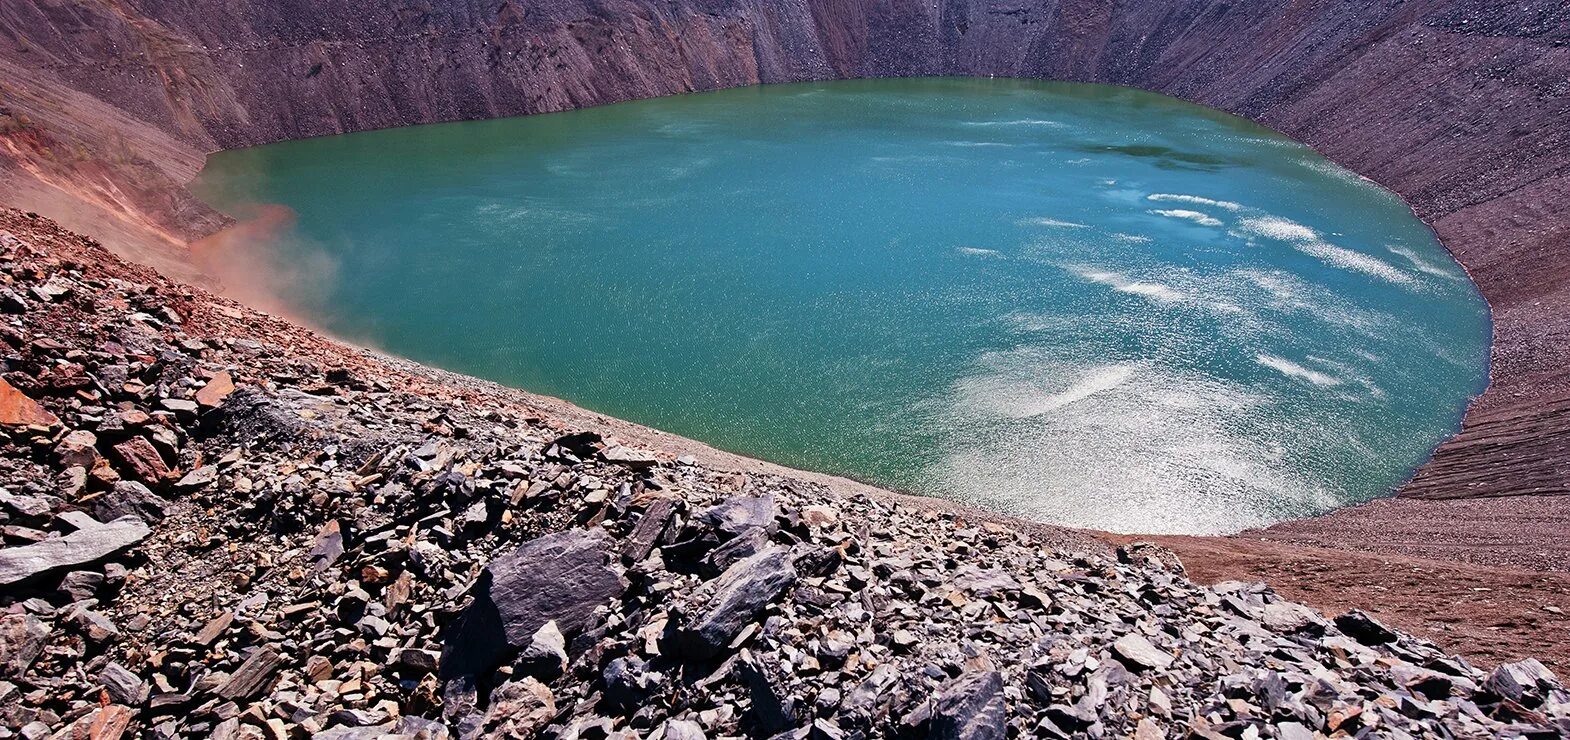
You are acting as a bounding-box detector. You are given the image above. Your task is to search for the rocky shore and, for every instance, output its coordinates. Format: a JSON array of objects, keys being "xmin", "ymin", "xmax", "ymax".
[{"xmin": 3, "ymin": 211, "xmax": 1568, "ymax": 739}]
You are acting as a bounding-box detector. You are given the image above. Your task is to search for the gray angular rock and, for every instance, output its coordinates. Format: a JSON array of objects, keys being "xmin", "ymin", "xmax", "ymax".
[
  {"xmin": 441, "ymin": 528, "xmax": 626, "ymax": 678},
  {"xmin": 99, "ymin": 661, "xmax": 148, "ymax": 705},
  {"xmin": 517, "ymin": 620, "xmax": 568, "ymax": 681},
  {"xmin": 656, "ymin": 719, "xmax": 707, "ymax": 740},
  {"xmin": 93, "ymin": 481, "xmax": 172, "ymax": 524},
  {"xmin": 679, "ymin": 546, "xmax": 797, "ymax": 659},
  {"xmin": 216, "ymin": 645, "xmax": 282, "ymax": 700},
  {"xmin": 924, "ymin": 670, "xmax": 1008, "ymax": 740},
  {"xmin": 0, "ymin": 515, "xmax": 150, "ymax": 586},
  {"xmin": 1112, "ymin": 634, "xmax": 1173, "ymax": 671},
  {"xmin": 695, "ymin": 494, "xmax": 777, "ymax": 540}
]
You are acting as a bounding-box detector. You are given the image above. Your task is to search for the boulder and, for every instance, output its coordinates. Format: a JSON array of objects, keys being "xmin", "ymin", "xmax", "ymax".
[
  {"xmin": 195, "ymin": 371, "xmax": 236, "ymax": 407},
  {"xmin": 915, "ymin": 670, "xmax": 1008, "ymax": 740},
  {"xmin": 695, "ymin": 493, "xmax": 777, "ymax": 541},
  {"xmin": 0, "ymin": 515, "xmax": 150, "ymax": 586},
  {"xmin": 110, "ymin": 437, "xmax": 171, "ymax": 486},
  {"xmin": 93, "ymin": 481, "xmax": 172, "ymax": 523},
  {"xmin": 441, "ymin": 528, "xmax": 625, "ymax": 678},
  {"xmin": 1112, "ymin": 634, "xmax": 1173, "ymax": 671},
  {"xmin": 679, "ymin": 546, "xmax": 797, "ymax": 659},
  {"xmin": 0, "ymin": 377, "xmax": 57, "ymax": 427}
]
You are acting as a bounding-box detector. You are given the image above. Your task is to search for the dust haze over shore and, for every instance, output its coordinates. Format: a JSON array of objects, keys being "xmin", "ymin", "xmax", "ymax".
[{"xmin": 187, "ymin": 202, "xmax": 340, "ymax": 323}]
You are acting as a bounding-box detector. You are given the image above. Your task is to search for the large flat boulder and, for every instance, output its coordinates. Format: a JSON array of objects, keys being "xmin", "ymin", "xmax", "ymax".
[
  {"xmin": 0, "ymin": 515, "xmax": 150, "ymax": 586},
  {"xmin": 441, "ymin": 528, "xmax": 625, "ymax": 679}
]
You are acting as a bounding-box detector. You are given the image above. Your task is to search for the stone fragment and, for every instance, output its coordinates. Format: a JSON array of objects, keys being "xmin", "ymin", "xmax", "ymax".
[
  {"xmin": 922, "ymin": 670, "xmax": 1008, "ymax": 740},
  {"xmin": 602, "ymin": 444, "xmax": 658, "ymax": 468},
  {"xmin": 679, "ymin": 546, "xmax": 797, "ymax": 659},
  {"xmin": 481, "ymin": 677, "xmax": 555, "ymax": 738},
  {"xmin": 193, "ymin": 611, "xmax": 234, "ymax": 645},
  {"xmin": 110, "ymin": 437, "xmax": 171, "ymax": 485},
  {"xmin": 93, "ymin": 481, "xmax": 172, "ymax": 523},
  {"xmin": 517, "ymin": 620, "xmax": 568, "ymax": 681},
  {"xmin": 695, "ymin": 493, "xmax": 776, "ymax": 540},
  {"xmin": 196, "ymin": 371, "xmax": 236, "ymax": 407},
  {"xmin": 391, "ymin": 648, "xmax": 441, "ymax": 674},
  {"xmin": 1112, "ymin": 634, "xmax": 1173, "ymax": 671},
  {"xmin": 656, "ymin": 719, "xmax": 707, "ymax": 740},
  {"xmin": 216, "ymin": 646, "xmax": 282, "ymax": 699},
  {"xmin": 1260, "ymin": 600, "xmax": 1326, "ymax": 634},
  {"xmin": 1334, "ymin": 610, "xmax": 1399, "ymax": 646},
  {"xmin": 100, "ymin": 661, "xmax": 149, "ymax": 705},
  {"xmin": 0, "ymin": 377, "xmax": 58, "ymax": 427},
  {"xmin": 1485, "ymin": 659, "xmax": 1560, "ymax": 705},
  {"xmin": 0, "ymin": 613, "xmax": 50, "ymax": 677},
  {"xmin": 623, "ymin": 498, "xmax": 677, "ymax": 562},
  {"xmin": 308, "ymin": 520, "xmax": 345, "ymax": 574},
  {"xmin": 0, "ymin": 515, "xmax": 150, "ymax": 586},
  {"xmin": 441, "ymin": 528, "xmax": 625, "ymax": 678},
  {"xmin": 175, "ymin": 465, "xmax": 219, "ymax": 490},
  {"xmin": 55, "ymin": 429, "xmax": 100, "ymax": 469}
]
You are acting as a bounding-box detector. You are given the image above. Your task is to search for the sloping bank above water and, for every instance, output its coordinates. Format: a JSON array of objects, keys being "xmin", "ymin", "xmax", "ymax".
[
  {"xmin": 0, "ymin": 208, "xmax": 1566, "ymax": 737},
  {"xmin": 0, "ymin": 0, "xmax": 1566, "ymax": 691}
]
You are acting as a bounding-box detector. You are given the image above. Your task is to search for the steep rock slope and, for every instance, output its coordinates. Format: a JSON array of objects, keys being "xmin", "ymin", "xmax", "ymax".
[{"xmin": 3, "ymin": 0, "xmax": 1565, "ymax": 510}]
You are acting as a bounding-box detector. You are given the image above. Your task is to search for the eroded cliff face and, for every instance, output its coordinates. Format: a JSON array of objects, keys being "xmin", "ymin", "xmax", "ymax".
[{"xmin": 1, "ymin": 0, "xmax": 1567, "ymax": 503}]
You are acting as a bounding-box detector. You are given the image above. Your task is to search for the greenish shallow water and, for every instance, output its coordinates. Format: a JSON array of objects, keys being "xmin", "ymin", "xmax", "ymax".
[{"xmin": 195, "ymin": 78, "xmax": 1490, "ymax": 535}]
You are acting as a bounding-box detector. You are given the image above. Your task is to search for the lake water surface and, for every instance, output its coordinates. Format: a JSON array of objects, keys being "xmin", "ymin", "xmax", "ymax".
[{"xmin": 196, "ymin": 78, "xmax": 1491, "ymax": 534}]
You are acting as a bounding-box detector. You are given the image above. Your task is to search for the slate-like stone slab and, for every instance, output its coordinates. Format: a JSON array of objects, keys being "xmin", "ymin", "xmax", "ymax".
[
  {"xmin": 441, "ymin": 528, "xmax": 625, "ymax": 678},
  {"xmin": 0, "ymin": 515, "xmax": 149, "ymax": 586}
]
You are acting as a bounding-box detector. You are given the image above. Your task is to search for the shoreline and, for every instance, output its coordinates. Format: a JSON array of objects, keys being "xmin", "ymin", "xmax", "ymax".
[
  {"xmin": 1, "ymin": 0, "xmax": 1566, "ymax": 681},
  {"xmin": 0, "ymin": 207, "xmax": 1563, "ymax": 739}
]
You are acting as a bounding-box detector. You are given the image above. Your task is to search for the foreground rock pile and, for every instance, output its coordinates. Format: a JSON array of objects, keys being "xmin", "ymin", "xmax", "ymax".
[{"xmin": 0, "ymin": 208, "xmax": 1566, "ymax": 739}]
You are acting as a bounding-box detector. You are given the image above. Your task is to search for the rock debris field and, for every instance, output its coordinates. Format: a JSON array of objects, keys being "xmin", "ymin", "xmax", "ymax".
[{"xmin": 0, "ymin": 208, "xmax": 1566, "ymax": 739}]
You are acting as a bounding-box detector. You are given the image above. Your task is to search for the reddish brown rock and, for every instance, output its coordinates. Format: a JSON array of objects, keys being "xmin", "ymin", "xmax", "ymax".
[
  {"xmin": 195, "ymin": 370, "xmax": 235, "ymax": 407},
  {"xmin": 0, "ymin": 377, "xmax": 58, "ymax": 428},
  {"xmin": 110, "ymin": 437, "xmax": 171, "ymax": 485},
  {"xmin": 56, "ymin": 429, "xmax": 101, "ymax": 469}
]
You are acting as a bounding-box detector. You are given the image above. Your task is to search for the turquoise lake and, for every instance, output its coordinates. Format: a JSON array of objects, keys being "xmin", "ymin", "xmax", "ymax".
[{"xmin": 195, "ymin": 78, "xmax": 1491, "ymax": 534}]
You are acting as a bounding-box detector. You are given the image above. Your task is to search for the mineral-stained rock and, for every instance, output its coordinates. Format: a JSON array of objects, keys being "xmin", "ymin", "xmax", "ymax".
[
  {"xmin": 195, "ymin": 371, "xmax": 236, "ymax": 407},
  {"xmin": 481, "ymin": 677, "xmax": 555, "ymax": 738},
  {"xmin": 0, "ymin": 515, "xmax": 149, "ymax": 586},
  {"xmin": 679, "ymin": 546, "xmax": 797, "ymax": 659},
  {"xmin": 110, "ymin": 437, "xmax": 171, "ymax": 485},
  {"xmin": 0, "ymin": 613, "xmax": 50, "ymax": 677},
  {"xmin": 1112, "ymin": 634, "xmax": 1174, "ymax": 671},
  {"xmin": 441, "ymin": 528, "xmax": 626, "ymax": 678},
  {"xmin": 0, "ymin": 377, "xmax": 58, "ymax": 428}
]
